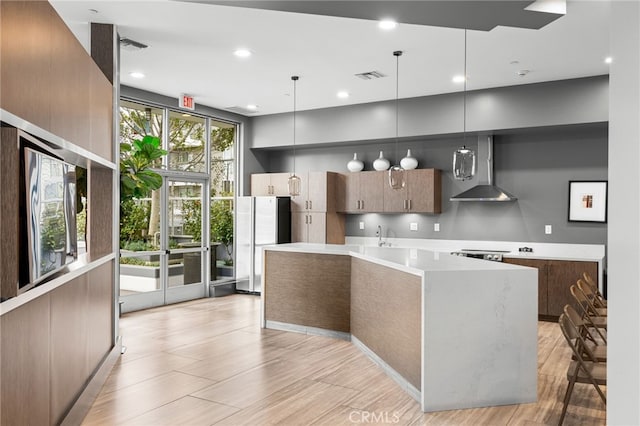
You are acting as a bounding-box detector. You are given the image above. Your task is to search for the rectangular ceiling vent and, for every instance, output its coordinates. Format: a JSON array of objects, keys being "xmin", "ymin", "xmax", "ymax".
[
  {"xmin": 225, "ymin": 106, "xmax": 258, "ymax": 115},
  {"xmin": 355, "ymin": 71, "xmax": 386, "ymax": 80},
  {"xmin": 120, "ymin": 37, "xmax": 148, "ymax": 51}
]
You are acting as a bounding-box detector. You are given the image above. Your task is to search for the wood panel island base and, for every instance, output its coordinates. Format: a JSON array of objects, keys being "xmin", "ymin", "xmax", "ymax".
[{"xmin": 262, "ymin": 244, "xmax": 538, "ymax": 412}]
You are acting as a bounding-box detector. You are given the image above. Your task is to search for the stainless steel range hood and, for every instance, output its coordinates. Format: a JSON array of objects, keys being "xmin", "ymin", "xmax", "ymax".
[{"xmin": 450, "ymin": 135, "xmax": 517, "ymax": 202}]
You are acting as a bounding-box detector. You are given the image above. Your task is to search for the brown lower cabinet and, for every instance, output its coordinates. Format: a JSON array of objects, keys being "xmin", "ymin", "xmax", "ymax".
[{"xmin": 503, "ymin": 257, "xmax": 598, "ymax": 319}]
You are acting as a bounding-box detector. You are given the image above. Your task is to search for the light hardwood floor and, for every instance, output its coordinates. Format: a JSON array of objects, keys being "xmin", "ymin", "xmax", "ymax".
[{"xmin": 82, "ymin": 295, "xmax": 605, "ymax": 426}]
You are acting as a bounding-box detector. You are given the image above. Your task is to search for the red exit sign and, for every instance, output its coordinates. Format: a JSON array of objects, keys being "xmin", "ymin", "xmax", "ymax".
[{"xmin": 179, "ymin": 94, "xmax": 195, "ymax": 110}]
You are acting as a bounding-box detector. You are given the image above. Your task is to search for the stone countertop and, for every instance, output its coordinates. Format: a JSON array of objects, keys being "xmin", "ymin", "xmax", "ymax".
[
  {"xmin": 344, "ymin": 237, "xmax": 605, "ymax": 263},
  {"xmin": 263, "ymin": 243, "xmax": 532, "ymax": 276}
]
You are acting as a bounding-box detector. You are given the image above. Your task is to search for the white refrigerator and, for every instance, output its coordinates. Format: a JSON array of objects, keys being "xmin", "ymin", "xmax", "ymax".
[{"xmin": 235, "ymin": 196, "xmax": 291, "ymax": 293}]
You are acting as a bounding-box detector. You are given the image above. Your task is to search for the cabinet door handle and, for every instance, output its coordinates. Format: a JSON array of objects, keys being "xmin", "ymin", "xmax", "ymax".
[
  {"xmin": 309, "ymin": 215, "xmax": 312, "ymax": 224},
  {"xmin": 309, "ymin": 200, "xmax": 312, "ymax": 210},
  {"xmin": 403, "ymin": 200, "xmax": 407, "ymax": 210},
  {"xmin": 305, "ymin": 215, "xmax": 308, "ymax": 224},
  {"xmin": 408, "ymin": 199, "xmax": 412, "ymax": 210},
  {"xmin": 361, "ymin": 200, "xmax": 364, "ymax": 210},
  {"xmin": 357, "ymin": 200, "xmax": 361, "ymax": 210}
]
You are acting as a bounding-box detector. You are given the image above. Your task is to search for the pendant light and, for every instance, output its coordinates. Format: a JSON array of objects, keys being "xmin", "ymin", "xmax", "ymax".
[
  {"xmin": 288, "ymin": 75, "xmax": 301, "ymax": 196},
  {"xmin": 389, "ymin": 50, "xmax": 406, "ymax": 190},
  {"xmin": 453, "ymin": 29, "xmax": 476, "ymax": 181}
]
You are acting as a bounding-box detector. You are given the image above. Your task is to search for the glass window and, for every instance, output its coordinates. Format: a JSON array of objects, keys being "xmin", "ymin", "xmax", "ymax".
[
  {"xmin": 168, "ymin": 111, "xmax": 206, "ymax": 172},
  {"xmin": 210, "ymin": 120, "xmax": 236, "ymax": 197},
  {"xmin": 120, "ymin": 100, "xmax": 163, "ymax": 150}
]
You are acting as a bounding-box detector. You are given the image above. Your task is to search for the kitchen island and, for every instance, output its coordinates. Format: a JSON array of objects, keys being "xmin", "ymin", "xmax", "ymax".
[{"xmin": 261, "ymin": 243, "xmax": 538, "ymax": 412}]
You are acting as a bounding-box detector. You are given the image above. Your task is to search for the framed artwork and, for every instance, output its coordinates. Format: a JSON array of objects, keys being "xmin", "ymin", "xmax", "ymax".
[{"xmin": 568, "ymin": 181, "xmax": 608, "ymax": 223}]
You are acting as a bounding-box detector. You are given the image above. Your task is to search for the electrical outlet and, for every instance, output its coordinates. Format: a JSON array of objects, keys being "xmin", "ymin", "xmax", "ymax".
[
  {"xmin": 359, "ymin": 221, "xmax": 365, "ymax": 230},
  {"xmin": 410, "ymin": 222, "xmax": 418, "ymax": 231},
  {"xmin": 434, "ymin": 223, "xmax": 440, "ymax": 232},
  {"xmin": 545, "ymin": 225, "xmax": 552, "ymax": 234}
]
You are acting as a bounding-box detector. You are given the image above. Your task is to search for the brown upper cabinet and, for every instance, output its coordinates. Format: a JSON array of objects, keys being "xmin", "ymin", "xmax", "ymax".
[
  {"xmin": 291, "ymin": 171, "xmax": 339, "ymax": 213},
  {"xmin": 383, "ymin": 169, "xmax": 442, "ymax": 213},
  {"xmin": 338, "ymin": 169, "xmax": 441, "ymax": 214},
  {"xmin": 250, "ymin": 172, "xmax": 290, "ymax": 196},
  {"xmin": 340, "ymin": 171, "xmax": 385, "ymax": 213}
]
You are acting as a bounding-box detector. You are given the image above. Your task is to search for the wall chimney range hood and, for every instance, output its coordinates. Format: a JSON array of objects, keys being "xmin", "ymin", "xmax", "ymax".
[{"xmin": 450, "ymin": 135, "xmax": 517, "ymax": 202}]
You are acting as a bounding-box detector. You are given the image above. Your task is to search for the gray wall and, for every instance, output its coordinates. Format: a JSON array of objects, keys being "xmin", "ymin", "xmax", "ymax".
[
  {"xmin": 265, "ymin": 123, "xmax": 608, "ymax": 244},
  {"xmin": 250, "ymin": 76, "xmax": 608, "ymax": 149}
]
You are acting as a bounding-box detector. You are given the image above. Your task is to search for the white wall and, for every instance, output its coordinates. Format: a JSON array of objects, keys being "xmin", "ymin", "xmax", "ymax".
[{"xmin": 608, "ymin": 1, "xmax": 640, "ymax": 424}]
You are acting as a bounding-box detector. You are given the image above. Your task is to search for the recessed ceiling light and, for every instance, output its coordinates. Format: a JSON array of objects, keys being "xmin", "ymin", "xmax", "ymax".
[
  {"xmin": 604, "ymin": 56, "xmax": 613, "ymax": 64},
  {"xmin": 337, "ymin": 91, "xmax": 349, "ymax": 99},
  {"xmin": 234, "ymin": 49, "xmax": 252, "ymax": 58},
  {"xmin": 378, "ymin": 19, "xmax": 398, "ymax": 30},
  {"xmin": 247, "ymin": 104, "xmax": 258, "ymax": 110},
  {"xmin": 129, "ymin": 71, "xmax": 145, "ymax": 79},
  {"xmin": 452, "ymin": 75, "xmax": 466, "ymax": 84}
]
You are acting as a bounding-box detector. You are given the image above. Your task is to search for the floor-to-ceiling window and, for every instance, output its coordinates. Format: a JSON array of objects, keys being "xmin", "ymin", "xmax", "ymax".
[{"xmin": 118, "ymin": 99, "xmax": 237, "ymax": 312}]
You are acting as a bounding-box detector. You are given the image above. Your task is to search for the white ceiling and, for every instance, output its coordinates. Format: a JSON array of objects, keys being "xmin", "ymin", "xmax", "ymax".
[{"xmin": 51, "ymin": 0, "xmax": 610, "ymax": 117}]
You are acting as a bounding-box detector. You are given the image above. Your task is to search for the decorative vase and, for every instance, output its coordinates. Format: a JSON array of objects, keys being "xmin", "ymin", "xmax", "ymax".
[
  {"xmin": 347, "ymin": 153, "xmax": 364, "ymax": 172},
  {"xmin": 400, "ymin": 149, "xmax": 418, "ymax": 170},
  {"xmin": 373, "ymin": 151, "xmax": 390, "ymax": 171}
]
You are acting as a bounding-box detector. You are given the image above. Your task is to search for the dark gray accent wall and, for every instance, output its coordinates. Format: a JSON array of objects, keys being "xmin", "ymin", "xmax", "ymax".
[
  {"xmin": 250, "ymin": 76, "xmax": 608, "ymax": 149},
  {"xmin": 264, "ymin": 123, "xmax": 608, "ymax": 244}
]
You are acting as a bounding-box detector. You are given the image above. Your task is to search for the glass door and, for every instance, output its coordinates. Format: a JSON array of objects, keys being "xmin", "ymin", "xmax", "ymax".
[
  {"xmin": 119, "ymin": 176, "xmax": 209, "ymax": 312},
  {"xmin": 165, "ymin": 177, "xmax": 208, "ymax": 304}
]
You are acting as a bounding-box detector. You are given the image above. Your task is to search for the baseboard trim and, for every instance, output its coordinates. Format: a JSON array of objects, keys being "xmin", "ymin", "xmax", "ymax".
[{"xmin": 60, "ymin": 336, "xmax": 122, "ymax": 426}]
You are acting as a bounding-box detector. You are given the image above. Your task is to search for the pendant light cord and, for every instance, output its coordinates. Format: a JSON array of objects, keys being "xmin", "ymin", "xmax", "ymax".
[
  {"xmin": 394, "ymin": 51, "xmax": 402, "ymax": 164},
  {"xmin": 292, "ymin": 75, "xmax": 298, "ymax": 175},
  {"xmin": 463, "ymin": 29, "xmax": 467, "ymax": 147}
]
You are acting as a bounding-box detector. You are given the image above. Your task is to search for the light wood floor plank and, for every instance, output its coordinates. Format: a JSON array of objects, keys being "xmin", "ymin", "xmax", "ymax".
[
  {"xmin": 82, "ymin": 295, "xmax": 605, "ymax": 426},
  {"xmin": 120, "ymin": 395, "xmax": 239, "ymax": 426},
  {"xmin": 83, "ymin": 371, "xmax": 215, "ymax": 425}
]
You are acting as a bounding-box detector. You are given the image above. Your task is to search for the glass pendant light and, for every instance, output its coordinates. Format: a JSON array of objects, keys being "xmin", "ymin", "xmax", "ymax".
[
  {"xmin": 288, "ymin": 75, "xmax": 301, "ymax": 196},
  {"xmin": 453, "ymin": 29, "xmax": 476, "ymax": 181},
  {"xmin": 389, "ymin": 50, "xmax": 406, "ymax": 190}
]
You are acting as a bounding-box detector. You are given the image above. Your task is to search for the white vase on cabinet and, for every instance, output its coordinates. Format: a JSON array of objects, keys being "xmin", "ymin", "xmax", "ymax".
[
  {"xmin": 373, "ymin": 151, "xmax": 390, "ymax": 171},
  {"xmin": 347, "ymin": 153, "xmax": 364, "ymax": 172},
  {"xmin": 400, "ymin": 149, "xmax": 418, "ymax": 170}
]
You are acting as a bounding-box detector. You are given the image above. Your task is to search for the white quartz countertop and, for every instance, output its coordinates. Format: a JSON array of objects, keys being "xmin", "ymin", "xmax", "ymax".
[
  {"xmin": 345, "ymin": 237, "xmax": 605, "ymax": 263},
  {"xmin": 264, "ymin": 243, "xmax": 533, "ymax": 276}
]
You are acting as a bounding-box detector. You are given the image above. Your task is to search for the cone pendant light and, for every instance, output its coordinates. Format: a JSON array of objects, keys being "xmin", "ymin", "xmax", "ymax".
[
  {"xmin": 389, "ymin": 50, "xmax": 406, "ymax": 190},
  {"xmin": 288, "ymin": 75, "xmax": 301, "ymax": 196}
]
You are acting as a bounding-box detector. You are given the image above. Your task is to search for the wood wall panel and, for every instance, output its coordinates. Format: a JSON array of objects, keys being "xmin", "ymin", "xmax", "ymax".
[
  {"xmin": 50, "ymin": 275, "xmax": 90, "ymax": 424},
  {"xmin": 0, "ymin": 294, "xmax": 51, "ymax": 425},
  {"xmin": 1, "ymin": 2, "xmax": 116, "ymax": 424},
  {"xmin": 264, "ymin": 251, "xmax": 351, "ymax": 332},
  {"xmin": 49, "ymin": 19, "xmax": 91, "ymax": 149},
  {"xmin": 351, "ymin": 258, "xmax": 422, "ymax": 390},
  {"xmin": 86, "ymin": 261, "xmax": 115, "ymax": 369},
  {"xmin": 88, "ymin": 164, "xmax": 114, "ymax": 259},
  {"xmin": 90, "ymin": 65, "xmax": 114, "ymax": 161},
  {"xmin": 0, "ymin": 1, "xmax": 53, "ymax": 130},
  {"xmin": 90, "ymin": 23, "xmax": 116, "ymax": 85},
  {"xmin": 0, "ymin": 127, "xmax": 20, "ymax": 300}
]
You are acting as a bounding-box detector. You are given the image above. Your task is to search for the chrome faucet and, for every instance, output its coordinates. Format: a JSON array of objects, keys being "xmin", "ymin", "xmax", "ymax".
[{"xmin": 376, "ymin": 225, "xmax": 388, "ymax": 247}]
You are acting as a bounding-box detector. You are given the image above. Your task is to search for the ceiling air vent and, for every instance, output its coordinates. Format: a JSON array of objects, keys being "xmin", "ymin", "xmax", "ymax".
[
  {"xmin": 225, "ymin": 106, "xmax": 259, "ymax": 115},
  {"xmin": 354, "ymin": 71, "xmax": 386, "ymax": 80},
  {"xmin": 120, "ymin": 37, "xmax": 148, "ymax": 51}
]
